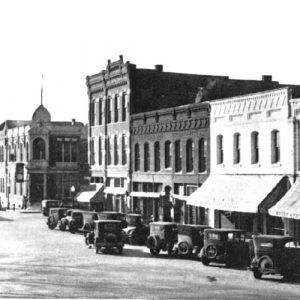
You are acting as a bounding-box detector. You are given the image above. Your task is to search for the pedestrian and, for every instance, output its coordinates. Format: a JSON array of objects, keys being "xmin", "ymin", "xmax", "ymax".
[
  {"xmin": 22, "ymin": 195, "xmax": 26, "ymax": 209},
  {"xmin": 24, "ymin": 196, "xmax": 28, "ymax": 209}
]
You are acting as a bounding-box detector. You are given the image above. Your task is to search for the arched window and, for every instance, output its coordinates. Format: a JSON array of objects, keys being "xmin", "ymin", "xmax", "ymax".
[
  {"xmin": 33, "ymin": 138, "xmax": 46, "ymax": 160},
  {"xmin": 134, "ymin": 143, "xmax": 140, "ymax": 171},
  {"xmin": 144, "ymin": 143, "xmax": 150, "ymax": 172},
  {"xmin": 216, "ymin": 135, "xmax": 224, "ymax": 164},
  {"xmin": 114, "ymin": 135, "xmax": 118, "ymax": 165},
  {"xmin": 175, "ymin": 140, "xmax": 182, "ymax": 172},
  {"xmin": 271, "ymin": 130, "xmax": 280, "ymax": 164},
  {"xmin": 165, "ymin": 141, "xmax": 171, "ymax": 168},
  {"xmin": 233, "ymin": 133, "xmax": 241, "ymax": 164},
  {"xmin": 154, "ymin": 141, "xmax": 160, "ymax": 172},
  {"xmin": 122, "ymin": 134, "xmax": 126, "ymax": 165},
  {"xmin": 107, "ymin": 137, "xmax": 111, "ymax": 165},
  {"xmin": 251, "ymin": 131, "xmax": 259, "ymax": 164},
  {"xmin": 186, "ymin": 139, "xmax": 194, "ymax": 172},
  {"xmin": 98, "ymin": 137, "xmax": 102, "ymax": 165},
  {"xmin": 198, "ymin": 138, "xmax": 207, "ymax": 172}
]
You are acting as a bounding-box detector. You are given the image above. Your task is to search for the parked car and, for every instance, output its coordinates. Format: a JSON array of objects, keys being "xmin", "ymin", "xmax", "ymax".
[
  {"xmin": 59, "ymin": 210, "xmax": 86, "ymax": 233},
  {"xmin": 97, "ymin": 211, "xmax": 127, "ymax": 228},
  {"xmin": 249, "ymin": 234, "xmax": 300, "ymax": 280},
  {"xmin": 123, "ymin": 213, "xmax": 150, "ymax": 245},
  {"xmin": 173, "ymin": 224, "xmax": 210, "ymax": 258},
  {"xmin": 42, "ymin": 200, "xmax": 61, "ymax": 216},
  {"xmin": 93, "ymin": 220, "xmax": 125, "ymax": 254},
  {"xmin": 200, "ymin": 228, "xmax": 250, "ymax": 267},
  {"xmin": 147, "ymin": 222, "xmax": 178, "ymax": 256},
  {"xmin": 47, "ymin": 207, "xmax": 68, "ymax": 229}
]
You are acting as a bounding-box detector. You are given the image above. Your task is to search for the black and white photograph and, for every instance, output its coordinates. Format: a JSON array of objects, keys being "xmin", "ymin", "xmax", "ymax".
[{"xmin": 1, "ymin": 0, "xmax": 300, "ymax": 299}]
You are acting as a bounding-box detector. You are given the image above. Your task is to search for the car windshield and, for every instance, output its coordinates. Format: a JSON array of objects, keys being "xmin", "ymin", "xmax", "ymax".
[
  {"xmin": 101, "ymin": 223, "xmax": 119, "ymax": 232},
  {"xmin": 48, "ymin": 202, "xmax": 58, "ymax": 207},
  {"xmin": 228, "ymin": 232, "xmax": 241, "ymax": 242},
  {"xmin": 285, "ymin": 240, "xmax": 300, "ymax": 248},
  {"xmin": 126, "ymin": 215, "xmax": 141, "ymax": 226},
  {"xmin": 207, "ymin": 233, "xmax": 221, "ymax": 240}
]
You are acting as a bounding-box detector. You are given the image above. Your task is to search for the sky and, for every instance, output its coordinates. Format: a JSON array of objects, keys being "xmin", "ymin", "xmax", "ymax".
[{"xmin": 0, "ymin": 0, "xmax": 300, "ymax": 124}]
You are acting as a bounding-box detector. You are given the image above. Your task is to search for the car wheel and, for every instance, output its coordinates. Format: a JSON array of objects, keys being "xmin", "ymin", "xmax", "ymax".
[
  {"xmin": 150, "ymin": 248, "xmax": 160, "ymax": 256},
  {"xmin": 47, "ymin": 216, "xmax": 57, "ymax": 230},
  {"xmin": 205, "ymin": 244, "xmax": 217, "ymax": 260},
  {"xmin": 201, "ymin": 256, "xmax": 210, "ymax": 266},
  {"xmin": 167, "ymin": 244, "xmax": 174, "ymax": 257},
  {"xmin": 117, "ymin": 246, "xmax": 123, "ymax": 254},
  {"xmin": 84, "ymin": 235, "xmax": 90, "ymax": 246},
  {"xmin": 253, "ymin": 268, "xmax": 262, "ymax": 279},
  {"xmin": 178, "ymin": 242, "xmax": 190, "ymax": 255},
  {"xmin": 59, "ymin": 221, "xmax": 66, "ymax": 231},
  {"xmin": 69, "ymin": 221, "xmax": 76, "ymax": 234}
]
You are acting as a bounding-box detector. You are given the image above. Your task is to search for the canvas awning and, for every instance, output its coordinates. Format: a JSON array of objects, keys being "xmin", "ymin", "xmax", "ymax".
[
  {"xmin": 186, "ymin": 175, "xmax": 286, "ymax": 213},
  {"xmin": 76, "ymin": 184, "xmax": 104, "ymax": 203},
  {"xmin": 269, "ymin": 179, "xmax": 300, "ymax": 219},
  {"xmin": 172, "ymin": 194, "xmax": 188, "ymax": 201},
  {"xmin": 104, "ymin": 187, "xmax": 127, "ymax": 195},
  {"xmin": 130, "ymin": 191, "xmax": 161, "ymax": 198}
]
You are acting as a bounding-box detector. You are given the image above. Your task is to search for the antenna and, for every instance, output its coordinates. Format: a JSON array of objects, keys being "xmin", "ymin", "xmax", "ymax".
[{"xmin": 41, "ymin": 74, "xmax": 43, "ymax": 106}]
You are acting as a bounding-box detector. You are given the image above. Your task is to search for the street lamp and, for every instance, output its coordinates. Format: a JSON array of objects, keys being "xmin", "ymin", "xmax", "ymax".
[{"xmin": 70, "ymin": 185, "xmax": 75, "ymax": 208}]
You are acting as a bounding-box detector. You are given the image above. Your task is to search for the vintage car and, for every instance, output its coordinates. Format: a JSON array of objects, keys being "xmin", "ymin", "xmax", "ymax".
[
  {"xmin": 146, "ymin": 222, "xmax": 178, "ymax": 256},
  {"xmin": 42, "ymin": 199, "xmax": 61, "ymax": 216},
  {"xmin": 93, "ymin": 220, "xmax": 125, "ymax": 254},
  {"xmin": 97, "ymin": 211, "xmax": 127, "ymax": 228},
  {"xmin": 47, "ymin": 207, "xmax": 68, "ymax": 229},
  {"xmin": 249, "ymin": 234, "xmax": 300, "ymax": 280},
  {"xmin": 173, "ymin": 224, "xmax": 210, "ymax": 258},
  {"xmin": 123, "ymin": 213, "xmax": 150, "ymax": 245},
  {"xmin": 200, "ymin": 228, "xmax": 250, "ymax": 267}
]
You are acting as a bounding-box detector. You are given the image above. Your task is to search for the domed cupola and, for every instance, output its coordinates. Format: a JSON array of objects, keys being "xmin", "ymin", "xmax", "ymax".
[{"xmin": 32, "ymin": 104, "xmax": 51, "ymax": 123}]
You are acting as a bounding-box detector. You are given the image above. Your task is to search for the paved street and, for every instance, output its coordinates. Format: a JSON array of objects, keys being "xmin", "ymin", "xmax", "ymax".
[{"xmin": 0, "ymin": 211, "xmax": 300, "ymax": 299}]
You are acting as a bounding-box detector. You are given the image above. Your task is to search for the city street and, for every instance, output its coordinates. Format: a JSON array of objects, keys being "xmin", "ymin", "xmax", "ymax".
[{"xmin": 0, "ymin": 211, "xmax": 300, "ymax": 299}]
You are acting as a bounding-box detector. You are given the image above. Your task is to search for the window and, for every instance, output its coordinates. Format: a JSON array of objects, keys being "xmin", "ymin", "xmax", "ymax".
[
  {"xmin": 186, "ymin": 139, "xmax": 194, "ymax": 172},
  {"xmin": 144, "ymin": 142, "xmax": 150, "ymax": 172},
  {"xmin": 0, "ymin": 146, "xmax": 4, "ymax": 162},
  {"xmin": 107, "ymin": 137, "xmax": 111, "ymax": 165},
  {"xmin": 135, "ymin": 143, "xmax": 140, "ymax": 171},
  {"xmin": 33, "ymin": 138, "xmax": 46, "ymax": 160},
  {"xmin": 114, "ymin": 135, "xmax": 118, "ymax": 165},
  {"xmin": 251, "ymin": 131, "xmax": 259, "ymax": 164},
  {"xmin": 90, "ymin": 100, "xmax": 95, "ymax": 126},
  {"xmin": 233, "ymin": 133, "xmax": 241, "ymax": 164},
  {"xmin": 26, "ymin": 142, "xmax": 29, "ymax": 161},
  {"xmin": 175, "ymin": 140, "xmax": 182, "ymax": 172},
  {"xmin": 216, "ymin": 135, "xmax": 224, "ymax": 164},
  {"xmin": 122, "ymin": 93, "xmax": 126, "ymax": 122},
  {"xmin": 271, "ymin": 130, "xmax": 280, "ymax": 164},
  {"xmin": 98, "ymin": 137, "xmax": 102, "ymax": 165},
  {"xmin": 19, "ymin": 144, "xmax": 23, "ymax": 162},
  {"xmin": 90, "ymin": 139, "xmax": 95, "ymax": 165},
  {"xmin": 99, "ymin": 100, "xmax": 103, "ymax": 125},
  {"xmin": 107, "ymin": 97, "xmax": 111, "ymax": 124},
  {"xmin": 70, "ymin": 140, "xmax": 77, "ymax": 162},
  {"xmin": 154, "ymin": 141, "xmax": 160, "ymax": 172},
  {"xmin": 122, "ymin": 134, "xmax": 126, "ymax": 165},
  {"xmin": 165, "ymin": 141, "xmax": 171, "ymax": 168},
  {"xmin": 63, "ymin": 140, "xmax": 70, "ymax": 162},
  {"xmin": 114, "ymin": 95, "xmax": 119, "ymax": 123},
  {"xmin": 198, "ymin": 138, "xmax": 207, "ymax": 172}
]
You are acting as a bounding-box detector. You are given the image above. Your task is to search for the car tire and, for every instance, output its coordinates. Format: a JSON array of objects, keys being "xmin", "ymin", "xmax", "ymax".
[
  {"xmin": 201, "ymin": 256, "xmax": 210, "ymax": 266},
  {"xmin": 150, "ymin": 248, "xmax": 160, "ymax": 256},
  {"xmin": 59, "ymin": 221, "xmax": 67, "ymax": 231},
  {"xmin": 178, "ymin": 242, "xmax": 190, "ymax": 255},
  {"xmin": 253, "ymin": 268, "xmax": 262, "ymax": 279},
  {"xmin": 167, "ymin": 244, "xmax": 174, "ymax": 257},
  {"xmin": 69, "ymin": 221, "xmax": 76, "ymax": 234},
  {"xmin": 47, "ymin": 216, "xmax": 57, "ymax": 230},
  {"xmin": 205, "ymin": 244, "xmax": 217, "ymax": 260}
]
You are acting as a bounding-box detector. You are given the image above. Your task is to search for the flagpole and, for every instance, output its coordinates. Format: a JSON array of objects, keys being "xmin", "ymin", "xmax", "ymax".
[{"xmin": 41, "ymin": 74, "xmax": 43, "ymax": 106}]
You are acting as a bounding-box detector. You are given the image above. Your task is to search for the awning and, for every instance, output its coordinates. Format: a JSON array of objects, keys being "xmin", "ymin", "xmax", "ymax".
[
  {"xmin": 186, "ymin": 175, "xmax": 286, "ymax": 213},
  {"xmin": 76, "ymin": 184, "xmax": 104, "ymax": 203},
  {"xmin": 130, "ymin": 191, "xmax": 161, "ymax": 198},
  {"xmin": 104, "ymin": 187, "xmax": 127, "ymax": 195},
  {"xmin": 269, "ymin": 179, "xmax": 300, "ymax": 219},
  {"xmin": 172, "ymin": 194, "xmax": 188, "ymax": 201}
]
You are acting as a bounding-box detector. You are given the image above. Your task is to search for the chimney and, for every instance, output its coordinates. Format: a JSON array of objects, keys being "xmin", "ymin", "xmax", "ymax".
[
  {"xmin": 155, "ymin": 65, "xmax": 163, "ymax": 72},
  {"xmin": 262, "ymin": 75, "xmax": 272, "ymax": 83},
  {"xmin": 119, "ymin": 55, "xmax": 123, "ymax": 62},
  {"xmin": 72, "ymin": 119, "xmax": 76, "ymax": 125}
]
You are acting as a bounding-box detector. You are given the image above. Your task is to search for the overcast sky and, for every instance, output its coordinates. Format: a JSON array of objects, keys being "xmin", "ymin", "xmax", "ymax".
[{"xmin": 1, "ymin": 0, "xmax": 299, "ymax": 124}]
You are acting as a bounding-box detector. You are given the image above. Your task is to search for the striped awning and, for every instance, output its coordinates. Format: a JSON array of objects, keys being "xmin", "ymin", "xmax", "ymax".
[{"xmin": 76, "ymin": 184, "xmax": 104, "ymax": 203}]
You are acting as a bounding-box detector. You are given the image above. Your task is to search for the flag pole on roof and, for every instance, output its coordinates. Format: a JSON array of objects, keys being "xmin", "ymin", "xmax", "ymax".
[{"xmin": 41, "ymin": 74, "xmax": 43, "ymax": 106}]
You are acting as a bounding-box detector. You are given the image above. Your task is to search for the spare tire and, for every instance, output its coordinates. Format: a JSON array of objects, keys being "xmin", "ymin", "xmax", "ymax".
[
  {"xmin": 205, "ymin": 244, "xmax": 218, "ymax": 259},
  {"xmin": 147, "ymin": 235, "xmax": 159, "ymax": 249},
  {"xmin": 105, "ymin": 233, "xmax": 117, "ymax": 244},
  {"xmin": 178, "ymin": 241, "xmax": 190, "ymax": 255}
]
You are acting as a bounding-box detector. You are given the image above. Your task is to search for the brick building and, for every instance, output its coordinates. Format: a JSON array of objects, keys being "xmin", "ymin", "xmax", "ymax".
[{"xmin": 0, "ymin": 104, "xmax": 88, "ymax": 209}]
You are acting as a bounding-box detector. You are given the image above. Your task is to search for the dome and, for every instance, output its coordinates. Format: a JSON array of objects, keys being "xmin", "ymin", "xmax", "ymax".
[{"xmin": 32, "ymin": 104, "xmax": 51, "ymax": 123}]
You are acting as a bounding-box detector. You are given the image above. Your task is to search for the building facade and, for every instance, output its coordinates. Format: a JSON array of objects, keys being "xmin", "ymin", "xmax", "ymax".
[{"xmin": 0, "ymin": 104, "xmax": 88, "ymax": 208}]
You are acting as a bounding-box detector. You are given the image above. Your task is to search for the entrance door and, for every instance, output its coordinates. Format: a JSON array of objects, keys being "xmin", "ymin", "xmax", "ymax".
[{"xmin": 30, "ymin": 174, "xmax": 44, "ymax": 202}]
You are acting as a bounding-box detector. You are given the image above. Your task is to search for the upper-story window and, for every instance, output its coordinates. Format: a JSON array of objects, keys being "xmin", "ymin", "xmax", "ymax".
[
  {"xmin": 186, "ymin": 139, "xmax": 194, "ymax": 172},
  {"xmin": 198, "ymin": 138, "xmax": 207, "ymax": 172},
  {"xmin": 114, "ymin": 95, "xmax": 119, "ymax": 123},
  {"xmin": 0, "ymin": 146, "xmax": 4, "ymax": 162},
  {"xmin": 107, "ymin": 136, "xmax": 112, "ymax": 165},
  {"xmin": 122, "ymin": 93, "xmax": 126, "ymax": 122},
  {"xmin": 233, "ymin": 133, "xmax": 241, "ymax": 164},
  {"xmin": 175, "ymin": 140, "xmax": 182, "ymax": 172},
  {"xmin": 33, "ymin": 138, "xmax": 46, "ymax": 160},
  {"xmin": 114, "ymin": 135, "xmax": 118, "ymax": 165},
  {"xmin": 26, "ymin": 142, "xmax": 29, "ymax": 161},
  {"xmin": 271, "ymin": 130, "xmax": 280, "ymax": 164},
  {"xmin": 98, "ymin": 137, "xmax": 102, "ymax": 166},
  {"xmin": 144, "ymin": 142, "xmax": 150, "ymax": 172},
  {"xmin": 165, "ymin": 141, "xmax": 171, "ymax": 168},
  {"xmin": 107, "ymin": 97, "xmax": 112, "ymax": 124},
  {"xmin": 251, "ymin": 131, "xmax": 259, "ymax": 164},
  {"xmin": 134, "ymin": 143, "xmax": 140, "ymax": 171},
  {"xmin": 90, "ymin": 100, "xmax": 95, "ymax": 126},
  {"xmin": 99, "ymin": 100, "xmax": 103, "ymax": 125},
  {"xmin": 19, "ymin": 144, "xmax": 23, "ymax": 162},
  {"xmin": 216, "ymin": 135, "xmax": 224, "ymax": 165},
  {"xmin": 122, "ymin": 134, "xmax": 126, "ymax": 165},
  {"xmin": 154, "ymin": 141, "xmax": 160, "ymax": 172}
]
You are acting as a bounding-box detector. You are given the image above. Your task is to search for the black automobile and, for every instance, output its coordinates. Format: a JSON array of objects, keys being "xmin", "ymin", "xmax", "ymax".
[
  {"xmin": 42, "ymin": 200, "xmax": 61, "ymax": 216},
  {"xmin": 47, "ymin": 207, "xmax": 68, "ymax": 229},
  {"xmin": 249, "ymin": 234, "xmax": 300, "ymax": 280},
  {"xmin": 147, "ymin": 222, "xmax": 178, "ymax": 256},
  {"xmin": 200, "ymin": 228, "xmax": 250, "ymax": 267}
]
